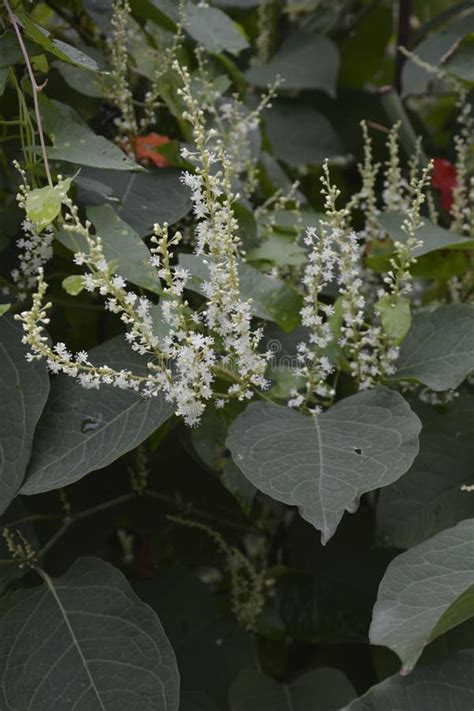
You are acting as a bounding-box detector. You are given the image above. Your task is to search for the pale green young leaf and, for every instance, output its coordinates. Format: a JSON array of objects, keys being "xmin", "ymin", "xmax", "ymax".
[
  {"xmin": 369, "ymin": 519, "xmax": 474, "ymax": 671},
  {"xmin": 0, "ymin": 303, "xmax": 11, "ymax": 316},
  {"xmin": 375, "ymin": 295, "xmax": 411, "ymax": 345},
  {"xmin": 25, "ymin": 178, "xmax": 72, "ymax": 232},
  {"xmin": 62, "ymin": 274, "xmax": 84, "ymax": 296},
  {"xmin": 226, "ymin": 389, "xmax": 421, "ymax": 544}
]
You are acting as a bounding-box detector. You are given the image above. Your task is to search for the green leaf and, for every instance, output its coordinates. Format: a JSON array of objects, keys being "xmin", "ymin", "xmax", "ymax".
[
  {"xmin": 15, "ymin": 10, "xmax": 99, "ymax": 70},
  {"xmin": 369, "ymin": 519, "xmax": 474, "ymax": 671},
  {"xmin": 245, "ymin": 231, "xmax": 306, "ymax": 267},
  {"xmin": 0, "ymin": 317, "xmax": 49, "ymax": 515},
  {"xmin": 226, "ymin": 389, "xmax": 421, "ymax": 544},
  {"xmin": 185, "ymin": 3, "xmax": 249, "ymax": 56},
  {"xmin": 54, "ymin": 60, "xmax": 114, "ymax": 98},
  {"xmin": 39, "ymin": 98, "xmax": 140, "ymax": 171},
  {"xmin": 229, "ymin": 668, "xmax": 356, "ymax": 711},
  {"xmin": 375, "ymin": 295, "xmax": 411, "ymax": 345},
  {"xmin": 25, "ymin": 179, "xmax": 72, "ymax": 231},
  {"xmin": 21, "ymin": 335, "xmax": 173, "ymax": 495},
  {"xmin": 0, "ymin": 303, "xmax": 11, "ymax": 316},
  {"xmin": 401, "ymin": 13, "xmax": 474, "ymax": 96},
  {"xmin": 0, "ymin": 557, "xmax": 179, "ymax": 710},
  {"xmin": 394, "ymin": 304, "xmax": 474, "ymax": 390},
  {"xmin": 62, "ymin": 274, "xmax": 84, "ymax": 296},
  {"xmin": 246, "ymin": 30, "xmax": 339, "ymax": 95},
  {"xmin": 180, "ymin": 254, "xmax": 302, "ymax": 332},
  {"xmin": 339, "ymin": 4, "xmax": 392, "ymax": 87},
  {"xmin": 264, "ymin": 100, "xmax": 343, "ymax": 167},
  {"xmin": 136, "ymin": 567, "xmax": 258, "ymax": 708},
  {"xmin": 0, "ymin": 31, "xmax": 43, "ymax": 68},
  {"xmin": 340, "ymin": 650, "xmax": 474, "ymax": 710},
  {"xmin": 79, "ymin": 167, "xmax": 191, "ymax": 237},
  {"xmin": 57, "ymin": 205, "xmax": 162, "ymax": 295},
  {"xmin": 444, "ymin": 34, "xmax": 474, "ymax": 82},
  {"xmin": 377, "ymin": 392, "xmax": 474, "ymax": 549},
  {"xmin": 378, "ymin": 212, "xmax": 474, "ymax": 256}
]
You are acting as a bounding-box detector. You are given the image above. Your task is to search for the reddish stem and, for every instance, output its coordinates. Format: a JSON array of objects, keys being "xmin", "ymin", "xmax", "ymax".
[{"xmin": 3, "ymin": 0, "xmax": 53, "ymax": 186}]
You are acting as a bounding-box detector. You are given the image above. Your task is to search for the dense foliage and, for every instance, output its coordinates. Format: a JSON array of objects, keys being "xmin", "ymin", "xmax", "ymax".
[{"xmin": 0, "ymin": 0, "xmax": 473, "ymax": 708}]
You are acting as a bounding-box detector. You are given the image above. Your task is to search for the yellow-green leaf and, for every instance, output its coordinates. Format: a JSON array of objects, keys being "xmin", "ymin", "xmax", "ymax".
[
  {"xmin": 25, "ymin": 178, "xmax": 72, "ymax": 231},
  {"xmin": 375, "ymin": 295, "xmax": 411, "ymax": 345},
  {"xmin": 62, "ymin": 275, "xmax": 84, "ymax": 296}
]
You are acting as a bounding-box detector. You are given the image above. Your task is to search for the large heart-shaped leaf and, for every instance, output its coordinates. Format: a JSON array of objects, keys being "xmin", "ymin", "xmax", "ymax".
[
  {"xmin": 57, "ymin": 205, "xmax": 161, "ymax": 295},
  {"xmin": 377, "ymin": 392, "xmax": 474, "ymax": 549},
  {"xmin": 394, "ymin": 304, "xmax": 474, "ymax": 390},
  {"xmin": 264, "ymin": 101, "xmax": 342, "ymax": 167},
  {"xmin": 0, "ymin": 317, "xmax": 49, "ymax": 514},
  {"xmin": 369, "ymin": 518, "xmax": 474, "ymax": 671},
  {"xmin": 340, "ymin": 650, "xmax": 474, "ymax": 710},
  {"xmin": 226, "ymin": 389, "xmax": 421, "ymax": 544},
  {"xmin": 0, "ymin": 557, "xmax": 179, "ymax": 710},
  {"xmin": 229, "ymin": 668, "xmax": 356, "ymax": 711},
  {"xmin": 21, "ymin": 336, "xmax": 173, "ymax": 495},
  {"xmin": 185, "ymin": 4, "xmax": 249, "ymax": 55},
  {"xmin": 39, "ymin": 98, "xmax": 139, "ymax": 171},
  {"xmin": 79, "ymin": 168, "xmax": 192, "ymax": 237},
  {"xmin": 246, "ymin": 30, "xmax": 339, "ymax": 95}
]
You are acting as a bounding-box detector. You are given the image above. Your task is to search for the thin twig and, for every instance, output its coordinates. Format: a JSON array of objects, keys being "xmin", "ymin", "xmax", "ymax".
[
  {"xmin": 37, "ymin": 492, "xmax": 137, "ymax": 559},
  {"xmin": 143, "ymin": 490, "xmax": 256, "ymax": 533},
  {"xmin": 3, "ymin": 0, "xmax": 53, "ymax": 186}
]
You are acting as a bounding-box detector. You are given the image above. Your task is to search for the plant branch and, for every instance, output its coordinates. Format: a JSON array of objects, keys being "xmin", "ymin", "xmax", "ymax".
[{"xmin": 3, "ymin": 0, "xmax": 53, "ymax": 186}]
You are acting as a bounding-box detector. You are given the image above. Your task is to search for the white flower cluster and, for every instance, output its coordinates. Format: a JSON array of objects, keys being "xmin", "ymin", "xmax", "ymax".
[
  {"xmin": 7, "ymin": 163, "xmax": 55, "ymax": 300},
  {"xmin": 289, "ymin": 224, "xmax": 337, "ymax": 410},
  {"xmin": 107, "ymin": 0, "xmax": 137, "ymax": 141},
  {"xmin": 176, "ymin": 62, "xmax": 270, "ymax": 401},
  {"xmin": 187, "ymin": 52, "xmax": 278, "ymax": 197},
  {"xmin": 382, "ymin": 123, "xmax": 409, "ymax": 212},
  {"xmin": 16, "ymin": 64, "xmax": 273, "ymax": 426},
  {"xmin": 292, "ymin": 152, "xmax": 432, "ymax": 407},
  {"xmin": 451, "ymin": 93, "xmax": 474, "ymax": 235},
  {"xmin": 382, "ymin": 164, "xmax": 432, "ymax": 299},
  {"xmin": 11, "ymin": 219, "xmax": 54, "ymax": 300}
]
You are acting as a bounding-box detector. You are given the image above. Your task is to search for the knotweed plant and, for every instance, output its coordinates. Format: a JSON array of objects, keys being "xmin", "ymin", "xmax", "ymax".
[{"xmin": 1, "ymin": 2, "xmax": 474, "ymax": 706}]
